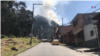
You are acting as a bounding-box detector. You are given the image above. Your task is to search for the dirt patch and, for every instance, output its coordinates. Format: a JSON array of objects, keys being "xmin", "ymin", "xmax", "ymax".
[
  {"xmin": 11, "ymin": 47, "xmax": 18, "ymax": 51},
  {"xmin": 1, "ymin": 52, "xmax": 4, "ymax": 56},
  {"xmin": 0, "ymin": 48, "xmax": 2, "ymax": 50},
  {"xmin": 6, "ymin": 39, "xmax": 14, "ymax": 41},
  {"xmin": 1, "ymin": 43, "xmax": 4, "ymax": 46},
  {"xmin": 1, "ymin": 38, "xmax": 40, "ymax": 56},
  {"xmin": 5, "ymin": 41, "xmax": 16, "ymax": 43},
  {"xmin": 22, "ymin": 42, "xmax": 27, "ymax": 44},
  {"xmin": 21, "ymin": 41, "xmax": 29, "ymax": 45},
  {"xmin": 0, "ymin": 45, "xmax": 3, "ymax": 46},
  {"xmin": 26, "ymin": 42, "xmax": 29, "ymax": 45},
  {"xmin": 1, "ymin": 43, "xmax": 3, "ymax": 44},
  {"xmin": 19, "ymin": 45, "xmax": 23, "ymax": 48},
  {"xmin": 4, "ymin": 44, "xmax": 9, "ymax": 46}
]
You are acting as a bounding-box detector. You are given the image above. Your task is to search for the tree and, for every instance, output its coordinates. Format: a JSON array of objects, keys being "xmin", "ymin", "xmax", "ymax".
[{"xmin": 1, "ymin": 1, "xmax": 34, "ymax": 37}]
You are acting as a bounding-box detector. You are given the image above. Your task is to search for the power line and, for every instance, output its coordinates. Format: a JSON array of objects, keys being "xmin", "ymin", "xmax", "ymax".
[
  {"xmin": 34, "ymin": 5, "xmax": 39, "ymax": 9},
  {"xmin": 93, "ymin": 8, "xmax": 100, "ymax": 12},
  {"xmin": 85, "ymin": 2, "xmax": 100, "ymax": 13},
  {"xmin": 95, "ymin": 2, "xmax": 100, "ymax": 7}
]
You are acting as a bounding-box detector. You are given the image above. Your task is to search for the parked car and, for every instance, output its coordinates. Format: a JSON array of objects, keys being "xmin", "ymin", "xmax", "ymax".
[
  {"xmin": 47, "ymin": 39, "xmax": 52, "ymax": 42},
  {"xmin": 52, "ymin": 39, "xmax": 59, "ymax": 45},
  {"xmin": 42, "ymin": 39, "xmax": 48, "ymax": 42}
]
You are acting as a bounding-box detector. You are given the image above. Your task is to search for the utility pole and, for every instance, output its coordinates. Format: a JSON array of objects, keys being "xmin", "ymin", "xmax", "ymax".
[
  {"xmin": 62, "ymin": 18, "xmax": 64, "ymax": 43},
  {"xmin": 41, "ymin": 25, "xmax": 43, "ymax": 39},
  {"xmin": 38, "ymin": 29, "xmax": 39, "ymax": 39},
  {"xmin": 62, "ymin": 18, "xmax": 63, "ymax": 26},
  {"xmin": 30, "ymin": 3, "xmax": 43, "ymax": 45}
]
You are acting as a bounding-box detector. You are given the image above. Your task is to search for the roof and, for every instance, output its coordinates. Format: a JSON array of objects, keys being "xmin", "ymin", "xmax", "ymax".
[
  {"xmin": 92, "ymin": 13, "xmax": 100, "ymax": 20},
  {"xmin": 58, "ymin": 25, "xmax": 72, "ymax": 35},
  {"xmin": 54, "ymin": 27, "xmax": 59, "ymax": 33},
  {"xmin": 70, "ymin": 12, "xmax": 100, "ymax": 24}
]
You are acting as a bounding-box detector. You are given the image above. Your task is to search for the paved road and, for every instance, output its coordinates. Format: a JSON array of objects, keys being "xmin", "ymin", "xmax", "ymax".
[{"xmin": 17, "ymin": 42, "xmax": 88, "ymax": 56}]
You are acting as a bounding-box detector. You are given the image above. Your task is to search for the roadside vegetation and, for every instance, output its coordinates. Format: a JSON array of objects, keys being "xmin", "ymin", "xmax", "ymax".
[
  {"xmin": 1, "ymin": 1, "xmax": 41, "ymax": 56},
  {"xmin": 59, "ymin": 43, "xmax": 67, "ymax": 46},
  {"xmin": 1, "ymin": 35, "xmax": 41, "ymax": 56}
]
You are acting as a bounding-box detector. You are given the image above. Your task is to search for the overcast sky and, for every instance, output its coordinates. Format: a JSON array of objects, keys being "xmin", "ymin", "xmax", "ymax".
[{"xmin": 17, "ymin": 0, "xmax": 100, "ymax": 26}]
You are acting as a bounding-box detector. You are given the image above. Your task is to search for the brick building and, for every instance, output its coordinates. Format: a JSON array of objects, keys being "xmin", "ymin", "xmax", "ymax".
[
  {"xmin": 53, "ymin": 25, "xmax": 75, "ymax": 44},
  {"xmin": 70, "ymin": 12, "xmax": 99, "ymax": 47}
]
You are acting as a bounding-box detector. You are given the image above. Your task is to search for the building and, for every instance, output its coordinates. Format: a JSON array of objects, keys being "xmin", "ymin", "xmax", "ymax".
[
  {"xmin": 53, "ymin": 25, "xmax": 75, "ymax": 44},
  {"xmin": 54, "ymin": 27, "xmax": 59, "ymax": 39},
  {"xmin": 50, "ymin": 32, "xmax": 55, "ymax": 41},
  {"xmin": 50, "ymin": 27, "xmax": 59, "ymax": 42},
  {"xmin": 64, "ymin": 31, "xmax": 75, "ymax": 45},
  {"xmin": 70, "ymin": 12, "xmax": 99, "ymax": 47},
  {"xmin": 92, "ymin": 13, "xmax": 100, "ymax": 46}
]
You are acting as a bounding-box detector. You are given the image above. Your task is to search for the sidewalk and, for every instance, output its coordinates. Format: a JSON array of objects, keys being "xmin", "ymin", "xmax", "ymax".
[{"xmin": 72, "ymin": 47, "xmax": 100, "ymax": 56}]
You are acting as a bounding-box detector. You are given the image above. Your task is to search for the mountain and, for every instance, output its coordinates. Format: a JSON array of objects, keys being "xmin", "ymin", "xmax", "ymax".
[{"xmin": 33, "ymin": 15, "xmax": 59, "ymax": 39}]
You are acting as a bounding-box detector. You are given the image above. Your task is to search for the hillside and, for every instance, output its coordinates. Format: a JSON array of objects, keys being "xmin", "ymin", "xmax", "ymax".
[{"xmin": 33, "ymin": 15, "xmax": 59, "ymax": 39}]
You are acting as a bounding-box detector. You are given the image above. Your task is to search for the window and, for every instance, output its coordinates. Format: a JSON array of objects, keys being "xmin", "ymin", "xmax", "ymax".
[
  {"xmin": 90, "ymin": 30, "xmax": 94, "ymax": 36},
  {"xmin": 73, "ymin": 19, "xmax": 78, "ymax": 27}
]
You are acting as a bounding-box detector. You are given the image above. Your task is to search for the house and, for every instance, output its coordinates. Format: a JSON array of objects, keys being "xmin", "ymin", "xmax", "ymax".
[
  {"xmin": 50, "ymin": 32, "xmax": 55, "ymax": 41},
  {"xmin": 92, "ymin": 13, "xmax": 100, "ymax": 44},
  {"xmin": 55, "ymin": 25, "xmax": 75, "ymax": 44},
  {"xmin": 54, "ymin": 27, "xmax": 59, "ymax": 39},
  {"xmin": 65, "ymin": 31, "xmax": 75, "ymax": 45},
  {"xmin": 70, "ymin": 12, "xmax": 99, "ymax": 47},
  {"xmin": 50, "ymin": 27, "xmax": 59, "ymax": 41}
]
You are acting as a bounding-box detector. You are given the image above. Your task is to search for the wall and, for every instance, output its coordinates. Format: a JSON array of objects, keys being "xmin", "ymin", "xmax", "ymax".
[
  {"xmin": 58, "ymin": 25, "xmax": 73, "ymax": 43},
  {"xmin": 72, "ymin": 15, "xmax": 84, "ymax": 34},
  {"xmin": 64, "ymin": 31, "xmax": 75, "ymax": 44},
  {"xmin": 83, "ymin": 24, "xmax": 98, "ymax": 41}
]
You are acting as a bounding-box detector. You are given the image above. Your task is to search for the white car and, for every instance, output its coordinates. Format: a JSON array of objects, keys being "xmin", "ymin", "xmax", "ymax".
[{"xmin": 42, "ymin": 39, "xmax": 48, "ymax": 42}]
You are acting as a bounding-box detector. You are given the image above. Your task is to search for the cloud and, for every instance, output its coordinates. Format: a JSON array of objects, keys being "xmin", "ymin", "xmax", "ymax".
[
  {"xmin": 54, "ymin": 1, "xmax": 70, "ymax": 25},
  {"xmin": 24, "ymin": 0, "xmax": 70, "ymax": 25}
]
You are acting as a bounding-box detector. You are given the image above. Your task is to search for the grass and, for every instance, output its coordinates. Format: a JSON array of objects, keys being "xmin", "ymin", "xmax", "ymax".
[
  {"xmin": 1, "ymin": 37, "xmax": 41, "ymax": 56},
  {"xmin": 59, "ymin": 43, "xmax": 67, "ymax": 46}
]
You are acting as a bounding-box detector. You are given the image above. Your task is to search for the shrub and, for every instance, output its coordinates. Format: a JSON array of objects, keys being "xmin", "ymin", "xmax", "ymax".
[
  {"xmin": 10, "ymin": 35, "xmax": 16, "ymax": 38},
  {"xmin": 1, "ymin": 34, "xmax": 8, "ymax": 38}
]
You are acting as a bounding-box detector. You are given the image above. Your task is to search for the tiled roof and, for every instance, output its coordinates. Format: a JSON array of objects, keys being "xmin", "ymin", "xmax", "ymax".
[
  {"xmin": 58, "ymin": 25, "xmax": 72, "ymax": 35},
  {"xmin": 70, "ymin": 12, "xmax": 100, "ymax": 24}
]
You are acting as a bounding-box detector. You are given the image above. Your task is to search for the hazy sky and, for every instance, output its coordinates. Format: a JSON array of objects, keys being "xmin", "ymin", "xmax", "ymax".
[{"xmin": 17, "ymin": 0, "xmax": 100, "ymax": 26}]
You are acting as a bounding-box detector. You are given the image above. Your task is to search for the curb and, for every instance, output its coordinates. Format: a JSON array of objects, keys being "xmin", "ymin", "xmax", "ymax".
[
  {"xmin": 73, "ymin": 48, "xmax": 99, "ymax": 56},
  {"xmin": 60, "ymin": 45, "xmax": 99, "ymax": 56},
  {"xmin": 13, "ymin": 42, "xmax": 41, "ymax": 56},
  {"xmin": 60, "ymin": 45, "xmax": 84, "ymax": 53},
  {"xmin": 75, "ymin": 49, "xmax": 84, "ymax": 53}
]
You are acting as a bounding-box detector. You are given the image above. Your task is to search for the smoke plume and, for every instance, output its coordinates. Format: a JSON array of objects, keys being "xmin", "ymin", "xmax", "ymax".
[{"xmin": 37, "ymin": 0, "xmax": 60, "ymax": 25}]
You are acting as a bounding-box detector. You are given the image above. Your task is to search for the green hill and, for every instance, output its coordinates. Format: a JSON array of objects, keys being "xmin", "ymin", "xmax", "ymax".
[{"xmin": 33, "ymin": 15, "xmax": 59, "ymax": 39}]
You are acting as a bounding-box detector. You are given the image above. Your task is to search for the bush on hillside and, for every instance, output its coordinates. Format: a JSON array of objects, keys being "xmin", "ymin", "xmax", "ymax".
[
  {"xmin": 1, "ymin": 34, "xmax": 8, "ymax": 38},
  {"xmin": 10, "ymin": 35, "xmax": 16, "ymax": 38}
]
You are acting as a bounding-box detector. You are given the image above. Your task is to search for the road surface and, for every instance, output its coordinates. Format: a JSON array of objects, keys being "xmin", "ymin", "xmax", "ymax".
[{"xmin": 17, "ymin": 42, "xmax": 88, "ymax": 56}]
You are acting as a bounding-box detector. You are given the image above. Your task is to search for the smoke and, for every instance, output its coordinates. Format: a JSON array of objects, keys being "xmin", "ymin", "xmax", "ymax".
[{"xmin": 37, "ymin": 0, "xmax": 60, "ymax": 25}]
